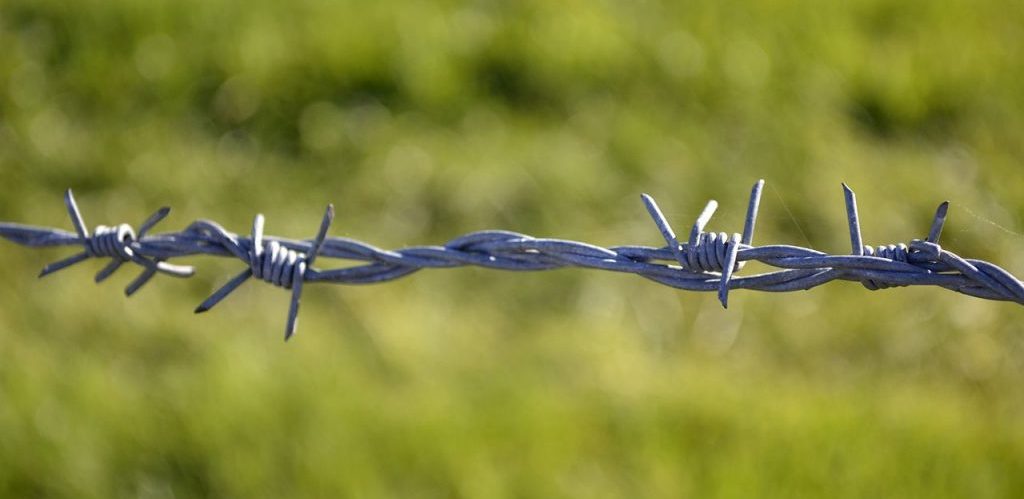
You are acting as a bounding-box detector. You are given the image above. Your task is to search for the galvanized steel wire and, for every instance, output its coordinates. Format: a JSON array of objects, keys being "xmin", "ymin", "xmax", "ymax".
[{"xmin": 2, "ymin": 180, "xmax": 1022, "ymax": 340}]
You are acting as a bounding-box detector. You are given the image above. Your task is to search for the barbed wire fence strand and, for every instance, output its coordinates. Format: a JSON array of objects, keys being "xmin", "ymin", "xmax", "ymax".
[{"xmin": 1, "ymin": 180, "xmax": 1022, "ymax": 341}]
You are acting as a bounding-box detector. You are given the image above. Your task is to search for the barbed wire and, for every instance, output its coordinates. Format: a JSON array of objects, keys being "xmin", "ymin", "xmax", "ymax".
[{"xmin": 1, "ymin": 180, "xmax": 1022, "ymax": 341}]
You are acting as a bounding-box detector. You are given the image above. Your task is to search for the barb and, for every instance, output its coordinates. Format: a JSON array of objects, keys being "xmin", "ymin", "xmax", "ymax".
[
  {"xmin": 36, "ymin": 190, "xmax": 194, "ymax": 295},
  {"xmin": 2, "ymin": 181, "xmax": 1022, "ymax": 341}
]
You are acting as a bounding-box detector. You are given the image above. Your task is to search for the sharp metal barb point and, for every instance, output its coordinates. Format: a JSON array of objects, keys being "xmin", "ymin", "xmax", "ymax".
[
  {"xmin": 95, "ymin": 260, "xmax": 123, "ymax": 283},
  {"xmin": 126, "ymin": 265, "xmax": 158, "ymax": 297},
  {"xmin": 307, "ymin": 204, "xmax": 335, "ymax": 268},
  {"xmin": 64, "ymin": 189, "xmax": 89, "ymax": 241},
  {"xmin": 689, "ymin": 200, "xmax": 719, "ymax": 246},
  {"xmin": 641, "ymin": 193, "xmax": 686, "ymax": 268},
  {"xmin": 843, "ymin": 183, "xmax": 864, "ymax": 256},
  {"xmin": 742, "ymin": 179, "xmax": 765, "ymax": 246},
  {"xmin": 138, "ymin": 207, "xmax": 171, "ymax": 238},
  {"xmin": 195, "ymin": 269, "xmax": 253, "ymax": 314},
  {"xmin": 39, "ymin": 252, "xmax": 90, "ymax": 278},
  {"xmin": 253, "ymin": 214, "xmax": 265, "ymax": 252},
  {"xmin": 718, "ymin": 233, "xmax": 741, "ymax": 308},
  {"xmin": 3, "ymin": 183, "xmax": 1023, "ymax": 341},
  {"xmin": 928, "ymin": 201, "xmax": 949, "ymax": 244},
  {"xmin": 285, "ymin": 262, "xmax": 306, "ymax": 341}
]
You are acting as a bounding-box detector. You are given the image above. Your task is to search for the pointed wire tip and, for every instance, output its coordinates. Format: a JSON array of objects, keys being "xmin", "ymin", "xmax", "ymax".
[
  {"xmin": 697, "ymin": 199, "xmax": 719, "ymax": 219},
  {"xmin": 689, "ymin": 200, "xmax": 719, "ymax": 245},
  {"xmin": 252, "ymin": 213, "xmax": 266, "ymax": 235},
  {"xmin": 842, "ymin": 182, "xmax": 864, "ymax": 255},
  {"xmin": 284, "ymin": 317, "xmax": 298, "ymax": 341},
  {"xmin": 640, "ymin": 194, "xmax": 659, "ymax": 214},
  {"xmin": 640, "ymin": 194, "xmax": 661, "ymax": 215},
  {"xmin": 933, "ymin": 201, "xmax": 950, "ymax": 227},
  {"xmin": 194, "ymin": 305, "xmax": 210, "ymax": 314},
  {"xmin": 742, "ymin": 180, "xmax": 766, "ymax": 246},
  {"xmin": 926, "ymin": 201, "xmax": 950, "ymax": 244},
  {"xmin": 717, "ymin": 235, "xmax": 740, "ymax": 309}
]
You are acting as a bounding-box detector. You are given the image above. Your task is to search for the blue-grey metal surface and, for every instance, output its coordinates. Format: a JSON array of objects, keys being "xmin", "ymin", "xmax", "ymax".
[{"xmin": 1, "ymin": 181, "xmax": 1021, "ymax": 341}]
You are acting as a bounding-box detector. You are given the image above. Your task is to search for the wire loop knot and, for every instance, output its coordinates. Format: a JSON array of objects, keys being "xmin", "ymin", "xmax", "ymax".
[
  {"xmin": 681, "ymin": 231, "xmax": 744, "ymax": 273},
  {"xmin": 86, "ymin": 224, "xmax": 136, "ymax": 260},
  {"xmin": 250, "ymin": 240, "xmax": 306, "ymax": 290},
  {"xmin": 860, "ymin": 243, "xmax": 910, "ymax": 290},
  {"xmin": 863, "ymin": 243, "xmax": 909, "ymax": 262},
  {"xmin": 909, "ymin": 239, "xmax": 942, "ymax": 261}
]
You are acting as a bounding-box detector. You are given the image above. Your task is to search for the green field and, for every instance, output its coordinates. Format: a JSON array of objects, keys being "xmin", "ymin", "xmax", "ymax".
[{"xmin": 2, "ymin": 0, "xmax": 1024, "ymax": 497}]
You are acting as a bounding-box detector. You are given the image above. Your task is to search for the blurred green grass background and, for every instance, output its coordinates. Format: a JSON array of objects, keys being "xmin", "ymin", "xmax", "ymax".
[{"xmin": 2, "ymin": 0, "xmax": 1024, "ymax": 497}]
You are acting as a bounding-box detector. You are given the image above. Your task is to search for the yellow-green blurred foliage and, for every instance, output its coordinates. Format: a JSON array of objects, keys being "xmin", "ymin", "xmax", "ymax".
[{"xmin": 2, "ymin": 0, "xmax": 1024, "ymax": 497}]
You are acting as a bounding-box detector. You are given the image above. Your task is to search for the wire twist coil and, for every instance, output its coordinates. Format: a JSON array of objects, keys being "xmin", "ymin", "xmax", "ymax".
[{"xmin": 85, "ymin": 224, "xmax": 136, "ymax": 260}]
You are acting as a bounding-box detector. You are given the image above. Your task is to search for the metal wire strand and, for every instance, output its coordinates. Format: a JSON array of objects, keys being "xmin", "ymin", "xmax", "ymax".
[{"xmin": 1, "ymin": 181, "xmax": 1022, "ymax": 341}]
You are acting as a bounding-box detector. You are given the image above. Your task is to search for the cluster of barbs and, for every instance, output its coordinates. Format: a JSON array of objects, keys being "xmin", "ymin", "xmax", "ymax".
[
  {"xmin": 31, "ymin": 190, "xmax": 334, "ymax": 340},
  {"xmin": 2, "ymin": 181, "xmax": 1022, "ymax": 341},
  {"xmin": 37, "ymin": 191, "xmax": 195, "ymax": 295}
]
